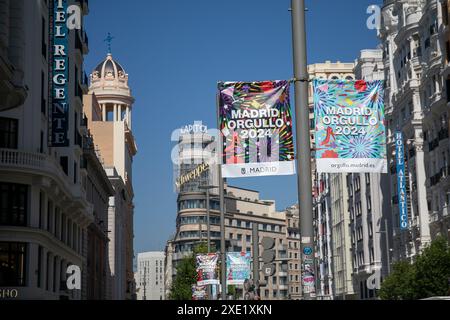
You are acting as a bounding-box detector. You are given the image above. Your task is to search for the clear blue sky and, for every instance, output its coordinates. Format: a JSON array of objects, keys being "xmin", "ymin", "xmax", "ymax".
[{"xmin": 84, "ymin": 0, "xmax": 383, "ymax": 253}]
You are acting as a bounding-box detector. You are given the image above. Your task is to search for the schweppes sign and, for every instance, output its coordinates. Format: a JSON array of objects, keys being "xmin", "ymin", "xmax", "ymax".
[{"xmin": 176, "ymin": 163, "xmax": 209, "ymax": 190}]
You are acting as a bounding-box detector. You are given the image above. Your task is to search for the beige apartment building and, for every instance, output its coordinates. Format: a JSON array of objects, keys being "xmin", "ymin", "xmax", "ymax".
[{"xmin": 84, "ymin": 52, "xmax": 137, "ymax": 300}]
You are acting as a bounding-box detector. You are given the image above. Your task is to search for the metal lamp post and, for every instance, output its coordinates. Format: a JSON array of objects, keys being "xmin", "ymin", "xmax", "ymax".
[
  {"xmin": 199, "ymin": 185, "xmax": 218, "ymax": 253},
  {"xmin": 291, "ymin": 0, "xmax": 316, "ymax": 300},
  {"xmin": 376, "ymin": 219, "xmax": 392, "ymax": 276}
]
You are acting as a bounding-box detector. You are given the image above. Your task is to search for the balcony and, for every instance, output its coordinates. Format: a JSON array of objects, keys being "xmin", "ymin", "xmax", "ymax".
[{"xmin": 0, "ymin": 149, "xmax": 93, "ymax": 218}]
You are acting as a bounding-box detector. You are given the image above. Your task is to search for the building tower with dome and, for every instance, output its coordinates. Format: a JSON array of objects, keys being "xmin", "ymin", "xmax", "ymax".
[{"xmin": 83, "ymin": 53, "xmax": 137, "ymax": 300}]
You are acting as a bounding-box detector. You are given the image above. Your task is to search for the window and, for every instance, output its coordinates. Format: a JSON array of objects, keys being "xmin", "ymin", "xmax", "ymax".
[
  {"xmin": 0, "ymin": 183, "xmax": 27, "ymax": 226},
  {"xmin": 37, "ymin": 246, "xmax": 42, "ymax": 288},
  {"xmin": 0, "ymin": 242, "xmax": 27, "ymax": 286},
  {"xmin": 0, "ymin": 117, "xmax": 18, "ymax": 149},
  {"xmin": 73, "ymin": 161, "xmax": 77, "ymax": 184},
  {"xmin": 41, "ymin": 71, "xmax": 46, "ymax": 115},
  {"xmin": 246, "ymin": 235, "xmax": 251, "ymax": 243},
  {"xmin": 41, "ymin": 17, "xmax": 47, "ymax": 59},
  {"xmin": 60, "ymin": 156, "xmax": 68, "ymax": 175}
]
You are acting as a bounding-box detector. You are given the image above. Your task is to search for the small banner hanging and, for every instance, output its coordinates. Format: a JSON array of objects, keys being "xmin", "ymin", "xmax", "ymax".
[
  {"xmin": 191, "ymin": 284, "xmax": 207, "ymax": 300},
  {"xmin": 226, "ymin": 252, "xmax": 251, "ymax": 285},
  {"xmin": 196, "ymin": 253, "xmax": 220, "ymax": 286},
  {"xmin": 313, "ymin": 79, "xmax": 387, "ymax": 173},
  {"xmin": 218, "ymin": 80, "xmax": 295, "ymax": 178}
]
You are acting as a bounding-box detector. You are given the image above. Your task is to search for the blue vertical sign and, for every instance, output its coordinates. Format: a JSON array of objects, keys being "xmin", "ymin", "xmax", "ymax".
[
  {"xmin": 395, "ymin": 131, "xmax": 408, "ymax": 230},
  {"xmin": 50, "ymin": 0, "xmax": 69, "ymax": 146}
]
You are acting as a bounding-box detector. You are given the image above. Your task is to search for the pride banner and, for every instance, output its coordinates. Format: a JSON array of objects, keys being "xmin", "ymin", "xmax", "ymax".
[
  {"xmin": 218, "ymin": 81, "xmax": 295, "ymax": 178},
  {"xmin": 313, "ymin": 79, "xmax": 387, "ymax": 173},
  {"xmin": 226, "ymin": 252, "xmax": 251, "ymax": 285},
  {"xmin": 196, "ymin": 253, "xmax": 220, "ymax": 286}
]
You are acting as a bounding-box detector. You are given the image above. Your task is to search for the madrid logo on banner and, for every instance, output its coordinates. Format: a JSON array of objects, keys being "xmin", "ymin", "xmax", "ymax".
[
  {"xmin": 226, "ymin": 252, "xmax": 251, "ymax": 285},
  {"xmin": 313, "ymin": 79, "xmax": 387, "ymax": 173},
  {"xmin": 218, "ymin": 81, "xmax": 295, "ymax": 178},
  {"xmin": 196, "ymin": 253, "xmax": 220, "ymax": 286}
]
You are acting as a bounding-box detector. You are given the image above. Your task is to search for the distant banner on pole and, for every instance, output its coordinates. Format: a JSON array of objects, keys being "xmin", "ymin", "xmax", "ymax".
[
  {"xmin": 218, "ymin": 81, "xmax": 295, "ymax": 178},
  {"xmin": 395, "ymin": 131, "xmax": 409, "ymax": 230},
  {"xmin": 226, "ymin": 252, "xmax": 251, "ymax": 285},
  {"xmin": 313, "ymin": 79, "xmax": 387, "ymax": 173},
  {"xmin": 196, "ymin": 254, "xmax": 220, "ymax": 286},
  {"xmin": 191, "ymin": 284, "xmax": 207, "ymax": 300}
]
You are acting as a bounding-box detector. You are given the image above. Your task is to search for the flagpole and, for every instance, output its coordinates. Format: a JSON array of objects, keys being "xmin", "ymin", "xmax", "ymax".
[{"xmin": 291, "ymin": 0, "xmax": 316, "ymax": 300}]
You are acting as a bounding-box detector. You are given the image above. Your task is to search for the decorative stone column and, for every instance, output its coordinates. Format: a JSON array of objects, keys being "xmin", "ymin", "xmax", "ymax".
[{"xmin": 102, "ymin": 104, "xmax": 106, "ymax": 121}]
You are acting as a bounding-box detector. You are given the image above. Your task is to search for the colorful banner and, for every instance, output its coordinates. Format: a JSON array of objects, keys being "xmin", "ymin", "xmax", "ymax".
[
  {"xmin": 226, "ymin": 252, "xmax": 251, "ymax": 285},
  {"xmin": 313, "ymin": 79, "xmax": 387, "ymax": 173},
  {"xmin": 395, "ymin": 131, "xmax": 409, "ymax": 230},
  {"xmin": 191, "ymin": 284, "xmax": 207, "ymax": 300},
  {"xmin": 301, "ymin": 258, "xmax": 316, "ymax": 295},
  {"xmin": 196, "ymin": 254, "xmax": 220, "ymax": 286},
  {"xmin": 218, "ymin": 81, "xmax": 295, "ymax": 178},
  {"xmin": 50, "ymin": 0, "xmax": 70, "ymax": 146}
]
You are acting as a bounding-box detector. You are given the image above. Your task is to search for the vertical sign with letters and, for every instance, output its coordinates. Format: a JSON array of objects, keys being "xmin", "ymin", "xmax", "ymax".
[
  {"xmin": 395, "ymin": 131, "xmax": 408, "ymax": 230},
  {"xmin": 50, "ymin": 0, "xmax": 69, "ymax": 146}
]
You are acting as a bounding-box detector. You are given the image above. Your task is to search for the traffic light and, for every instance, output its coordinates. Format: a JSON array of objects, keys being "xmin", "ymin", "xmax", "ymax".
[{"xmin": 261, "ymin": 237, "xmax": 276, "ymax": 277}]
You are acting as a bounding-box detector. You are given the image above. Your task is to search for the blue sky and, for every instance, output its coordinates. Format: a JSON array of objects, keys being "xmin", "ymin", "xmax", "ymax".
[{"xmin": 84, "ymin": 0, "xmax": 383, "ymax": 253}]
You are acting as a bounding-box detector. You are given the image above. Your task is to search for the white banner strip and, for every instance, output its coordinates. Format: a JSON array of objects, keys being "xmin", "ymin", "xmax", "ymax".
[
  {"xmin": 222, "ymin": 161, "xmax": 296, "ymax": 178},
  {"xmin": 316, "ymin": 158, "xmax": 388, "ymax": 173}
]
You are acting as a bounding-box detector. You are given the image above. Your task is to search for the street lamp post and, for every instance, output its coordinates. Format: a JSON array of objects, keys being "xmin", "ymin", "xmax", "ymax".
[
  {"xmin": 199, "ymin": 185, "xmax": 218, "ymax": 253},
  {"xmin": 291, "ymin": 0, "xmax": 316, "ymax": 300},
  {"xmin": 200, "ymin": 185, "xmax": 218, "ymax": 300},
  {"xmin": 376, "ymin": 219, "xmax": 391, "ymax": 276}
]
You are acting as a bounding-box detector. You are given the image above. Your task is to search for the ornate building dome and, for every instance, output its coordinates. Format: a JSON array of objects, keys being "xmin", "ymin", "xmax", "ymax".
[{"xmin": 89, "ymin": 53, "xmax": 133, "ymax": 100}]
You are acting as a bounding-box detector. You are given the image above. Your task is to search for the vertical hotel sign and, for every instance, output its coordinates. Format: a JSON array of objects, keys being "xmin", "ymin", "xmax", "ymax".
[
  {"xmin": 395, "ymin": 131, "xmax": 408, "ymax": 230},
  {"xmin": 50, "ymin": 0, "xmax": 69, "ymax": 146}
]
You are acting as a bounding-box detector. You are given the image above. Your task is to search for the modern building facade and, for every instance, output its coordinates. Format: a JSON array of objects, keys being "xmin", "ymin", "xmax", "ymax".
[
  {"xmin": 0, "ymin": 0, "xmax": 100, "ymax": 300},
  {"xmin": 135, "ymin": 251, "xmax": 165, "ymax": 300},
  {"xmin": 87, "ymin": 52, "xmax": 137, "ymax": 300}
]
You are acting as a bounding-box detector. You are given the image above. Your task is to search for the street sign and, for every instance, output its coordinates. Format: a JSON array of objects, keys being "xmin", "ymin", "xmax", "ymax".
[
  {"xmin": 263, "ymin": 264, "xmax": 276, "ymax": 276},
  {"xmin": 303, "ymin": 247, "xmax": 313, "ymax": 256}
]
